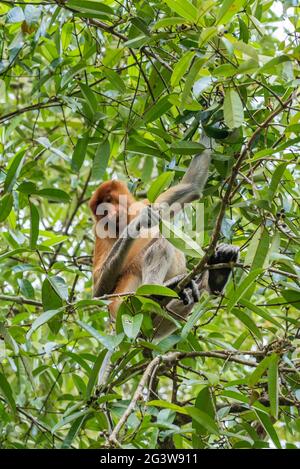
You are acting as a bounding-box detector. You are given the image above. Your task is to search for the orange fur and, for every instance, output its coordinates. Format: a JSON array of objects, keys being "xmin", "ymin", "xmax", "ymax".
[{"xmin": 89, "ymin": 180, "xmax": 186, "ymax": 319}]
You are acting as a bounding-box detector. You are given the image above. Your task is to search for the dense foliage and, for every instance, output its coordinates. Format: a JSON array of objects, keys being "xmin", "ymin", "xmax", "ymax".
[{"xmin": 0, "ymin": 0, "xmax": 300, "ymax": 449}]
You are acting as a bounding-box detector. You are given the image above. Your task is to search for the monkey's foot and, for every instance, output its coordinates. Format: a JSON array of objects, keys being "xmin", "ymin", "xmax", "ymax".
[
  {"xmin": 208, "ymin": 243, "xmax": 239, "ymax": 265},
  {"xmin": 207, "ymin": 243, "xmax": 239, "ymax": 294}
]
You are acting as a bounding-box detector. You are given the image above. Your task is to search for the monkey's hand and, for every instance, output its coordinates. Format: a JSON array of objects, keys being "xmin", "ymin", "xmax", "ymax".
[
  {"xmin": 207, "ymin": 243, "xmax": 239, "ymax": 294},
  {"xmin": 178, "ymin": 279, "xmax": 200, "ymax": 305},
  {"xmin": 128, "ymin": 206, "xmax": 160, "ymax": 238}
]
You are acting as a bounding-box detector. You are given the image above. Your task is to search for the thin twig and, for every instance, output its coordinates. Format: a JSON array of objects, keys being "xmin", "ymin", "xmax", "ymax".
[
  {"xmin": 0, "ymin": 294, "xmax": 42, "ymax": 307},
  {"xmin": 108, "ymin": 355, "xmax": 161, "ymax": 446}
]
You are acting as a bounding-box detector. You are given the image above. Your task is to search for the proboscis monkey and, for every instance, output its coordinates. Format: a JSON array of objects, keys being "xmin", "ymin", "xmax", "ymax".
[{"xmin": 89, "ymin": 149, "xmax": 238, "ymax": 339}]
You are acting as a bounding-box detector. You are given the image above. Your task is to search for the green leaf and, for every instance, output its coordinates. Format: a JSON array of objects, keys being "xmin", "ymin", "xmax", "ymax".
[
  {"xmin": 170, "ymin": 141, "xmax": 205, "ymax": 154},
  {"xmin": 61, "ymin": 62, "xmax": 87, "ymax": 88},
  {"xmin": 163, "ymin": 0, "xmax": 198, "ymax": 23},
  {"xmin": 29, "ymin": 202, "xmax": 39, "ymax": 249},
  {"xmin": 127, "ymin": 142, "xmax": 162, "ymax": 158},
  {"xmin": 27, "ymin": 309, "xmax": 62, "ymax": 339},
  {"xmin": 267, "ymin": 163, "xmax": 288, "ymax": 201},
  {"xmin": 171, "ymin": 51, "xmax": 195, "ymax": 87},
  {"xmin": 75, "ymin": 299, "xmax": 106, "ymax": 308},
  {"xmin": 213, "ymin": 64, "xmax": 237, "ymax": 77},
  {"xmin": 52, "ymin": 409, "xmax": 91, "ymax": 433},
  {"xmin": 223, "ymin": 89, "xmax": 244, "ymax": 129},
  {"xmin": 153, "ymin": 17, "xmax": 186, "ymax": 29},
  {"xmin": 42, "ymin": 278, "xmax": 63, "ymax": 312},
  {"xmin": 130, "ymin": 17, "xmax": 150, "ymax": 36},
  {"xmin": 124, "ymin": 35, "xmax": 149, "ymax": 49},
  {"xmin": 238, "ymin": 16, "xmax": 249, "ymax": 43},
  {"xmin": 0, "ymin": 193, "xmax": 13, "ymax": 222},
  {"xmin": 239, "ymin": 298, "xmax": 282, "ymax": 329},
  {"xmin": 4, "ymin": 148, "xmax": 26, "ymax": 193},
  {"xmin": 248, "ymin": 355, "xmax": 272, "ymax": 388},
  {"xmin": 231, "ymin": 308, "xmax": 262, "ymax": 340},
  {"xmin": 136, "ymin": 284, "xmax": 178, "ymax": 297},
  {"xmin": 181, "ymin": 57, "xmax": 204, "ymax": 109},
  {"xmin": 186, "ymin": 407, "xmax": 219, "ymax": 434},
  {"xmin": 67, "ymin": 0, "xmax": 114, "ymax": 18},
  {"xmin": 282, "ymin": 289, "xmax": 300, "ymax": 311},
  {"xmin": 79, "ymin": 83, "xmax": 98, "ymax": 115},
  {"xmin": 232, "ymin": 41, "xmax": 259, "ymax": 60},
  {"xmin": 260, "ymin": 55, "xmax": 291, "ymax": 74},
  {"xmin": 143, "ymin": 96, "xmax": 173, "ymax": 124},
  {"xmin": 147, "ymin": 400, "xmax": 188, "ymax": 414},
  {"xmin": 77, "ymin": 320, "xmax": 124, "ymax": 351},
  {"xmin": 0, "ymin": 373, "xmax": 16, "ymax": 414},
  {"xmin": 122, "ymin": 313, "xmax": 143, "ymax": 339},
  {"xmin": 71, "ymin": 133, "xmax": 89, "ymax": 173},
  {"xmin": 203, "ymin": 124, "xmax": 229, "ymax": 139},
  {"xmin": 18, "ymin": 278, "xmax": 35, "ymax": 299},
  {"xmin": 147, "ymin": 171, "xmax": 174, "ymax": 202},
  {"xmin": 160, "ymin": 218, "xmax": 204, "ymax": 258},
  {"xmin": 217, "ymin": 0, "xmax": 246, "ymax": 25},
  {"xmin": 91, "ymin": 140, "xmax": 110, "ymax": 181},
  {"xmin": 193, "ymin": 387, "xmax": 216, "ymax": 437},
  {"xmin": 254, "ymin": 410, "xmax": 281, "ymax": 448},
  {"xmin": 249, "ymin": 227, "xmax": 270, "ymax": 271},
  {"xmin": 17, "ymin": 181, "xmax": 37, "ymax": 194},
  {"xmin": 86, "ymin": 350, "xmax": 107, "ymax": 399},
  {"xmin": 268, "ymin": 354, "xmax": 279, "ymax": 419},
  {"xmin": 105, "ymin": 69, "xmax": 126, "ymax": 94},
  {"xmin": 237, "ymin": 58, "xmax": 259, "ymax": 74},
  {"xmin": 61, "ymin": 415, "xmax": 87, "ymax": 449},
  {"xmin": 181, "ymin": 299, "xmax": 209, "ymax": 337},
  {"xmin": 226, "ymin": 268, "xmax": 262, "ymax": 313},
  {"xmin": 48, "ymin": 276, "xmax": 68, "ymax": 301},
  {"xmin": 199, "ymin": 26, "xmax": 218, "ymax": 46},
  {"xmin": 36, "ymin": 188, "xmax": 70, "ymax": 203}
]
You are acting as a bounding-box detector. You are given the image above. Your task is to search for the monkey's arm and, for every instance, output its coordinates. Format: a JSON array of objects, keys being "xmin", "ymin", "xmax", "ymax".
[
  {"xmin": 93, "ymin": 206, "xmax": 158, "ymax": 297},
  {"xmin": 93, "ymin": 234, "xmax": 135, "ymax": 297}
]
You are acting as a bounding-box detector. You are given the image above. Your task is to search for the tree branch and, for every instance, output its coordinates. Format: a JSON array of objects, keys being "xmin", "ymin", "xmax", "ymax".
[
  {"xmin": 107, "ymin": 348, "xmax": 298, "ymax": 445},
  {"xmin": 0, "ymin": 294, "xmax": 42, "ymax": 307},
  {"xmin": 176, "ymin": 91, "xmax": 299, "ymax": 292},
  {"xmin": 108, "ymin": 355, "xmax": 162, "ymax": 447}
]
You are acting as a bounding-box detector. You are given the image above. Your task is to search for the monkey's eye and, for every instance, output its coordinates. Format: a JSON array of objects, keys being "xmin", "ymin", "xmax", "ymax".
[{"xmin": 103, "ymin": 195, "xmax": 112, "ymax": 203}]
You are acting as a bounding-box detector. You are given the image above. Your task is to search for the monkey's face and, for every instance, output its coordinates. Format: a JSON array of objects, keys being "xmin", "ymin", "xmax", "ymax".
[{"xmin": 89, "ymin": 181, "xmax": 135, "ymax": 238}]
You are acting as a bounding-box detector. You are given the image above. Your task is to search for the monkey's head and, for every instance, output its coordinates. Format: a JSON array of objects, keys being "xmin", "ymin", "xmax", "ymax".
[{"xmin": 89, "ymin": 180, "xmax": 136, "ymax": 237}]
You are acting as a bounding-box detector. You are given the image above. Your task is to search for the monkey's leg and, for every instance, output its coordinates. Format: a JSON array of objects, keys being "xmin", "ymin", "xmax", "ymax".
[
  {"xmin": 142, "ymin": 238, "xmax": 175, "ymax": 285},
  {"xmin": 153, "ymin": 298, "xmax": 194, "ymax": 340},
  {"xmin": 141, "ymin": 239, "xmax": 192, "ymax": 340},
  {"xmin": 109, "ymin": 271, "xmax": 142, "ymax": 319}
]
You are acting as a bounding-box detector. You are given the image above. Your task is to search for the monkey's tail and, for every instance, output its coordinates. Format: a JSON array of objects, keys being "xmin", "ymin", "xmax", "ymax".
[{"xmin": 155, "ymin": 148, "xmax": 211, "ymax": 207}]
